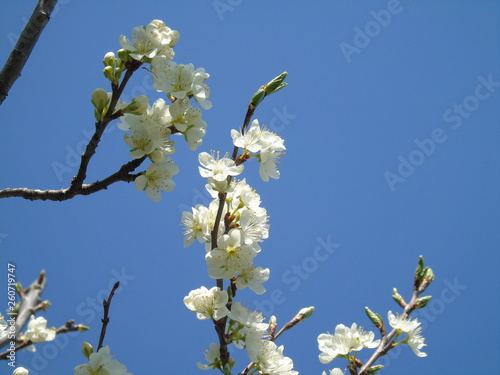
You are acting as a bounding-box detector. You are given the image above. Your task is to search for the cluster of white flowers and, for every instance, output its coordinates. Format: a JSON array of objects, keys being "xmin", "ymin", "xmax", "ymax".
[
  {"xmin": 182, "ymin": 115, "xmax": 295, "ymax": 374},
  {"xmin": 21, "ymin": 315, "xmax": 56, "ymax": 351},
  {"xmin": 231, "ymin": 119, "xmax": 286, "ymax": 182},
  {"xmin": 318, "ymin": 323, "xmax": 380, "ymax": 364},
  {"xmin": 74, "ymin": 346, "xmax": 132, "ymax": 375},
  {"xmin": 318, "ymin": 311, "xmax": 427, "ymax": 373},
  {"xmin": 182, "ymin": 176, "xmax": 272, "ymax": 294},
  {"xmin": 387, "ymin": 311, "xmax": 427, "ymax": 357},
  {"xmin": 93, "ymin": 20, "xmax": 211, "ymax": 201}
]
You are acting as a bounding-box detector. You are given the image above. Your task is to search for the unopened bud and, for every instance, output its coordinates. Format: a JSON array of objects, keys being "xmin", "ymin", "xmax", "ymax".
[
  {"xmin": 114, "ymin": 67, "xmax": 123, "ymax": 82},
  {"xmin": 76, "ymin": 324, "xmax": 90, "ymax": 332},
  {"xmin": 103, "ymin": 52, "xmax": 116, "ymax": 67},
  {"xmin": 392, "ymin": 288, "xmax": 407, "ymax": 309},
  {"xmin": 103, "ymin": 65, "xmax": 114, "ymax": 81},
  {"xmin": 91, "ymin": 89, "xmax": 109, "ymax": 109},
  {"xmin": 250, "ymin": 87, "xmax": 266, "ymax": 108},
  {"xmin": 122, "ymin": 95, "xmax": 149, "ymax": 115},
  {"xmin": 117, "ymin": 49, "xmax": 130, "ymax": 63},
  {"xmin": 415, "ymin": 295, "xmax": 432, "ymax": 309},
  {"xmin": 39, "ymin": 300, "xmax": 51, "ymax": 311},
  {"xmin": 264, "ymin": 72, "xmax": 288, "ymax": 95},
  {"xmin": 12, "ymin": 368, "xmax": 29, "ymax": 375},
  {"xmin": 365, "ymin": 306, "xmax": 383, "ymax": 329},
  {"xmin": 269, "ymin": 315, "xmax": 277, "ymax": 337},
  {"xmin": 91, "ymin": 89, "xmax": 110, "ymax": 120},
  {"xmin": 250, "ymin": 72, "xmax": 288, "ymax": 108},
  {"xmin": 149, "ymin": 150, "xmax": 164, "ymax": 163},
  {"xmin": 418, "ymin": 267, "xmax": 435, "ymax": 293},
  {"xmin": 82, "ymin": 342, "xmax": 93, "ymax": 359},
  {"xmin": 295, "ymin": 306, "xmax": 314, "ymax": 321},
  {"xmin": 367, "ymin": 365, "xmax": 384, "ymax": 375}
]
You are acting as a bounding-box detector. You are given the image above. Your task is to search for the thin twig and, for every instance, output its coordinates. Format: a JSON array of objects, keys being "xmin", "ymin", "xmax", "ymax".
[
  {"xmin": 0, "ymin": 270, "xmax": 47, "ymax": 350},
  {"xmin": 97, "ymin": 282, "xmax": 120, "ymax": 351},
  {"xmin": 0, "ymin": 158, "xmax": 145, "ymax": 201},
  {"xmin": 0, "ymin": 320, "xmax": 86, "ymax": 359},
  {"xmin": 0, "ymin": 0, "xmax": 58, "ymax": 105},
  {"xmin": 358, "ymin": 290, "xmax": 420, "ymax": 375},
  {"xmin": 0, "ymin": 59, "xmax": 145, "ymax": 201}
]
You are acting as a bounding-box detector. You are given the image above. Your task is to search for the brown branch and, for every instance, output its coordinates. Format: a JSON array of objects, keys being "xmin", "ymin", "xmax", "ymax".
[
  {"xmin": 0, "ymin": 271, "xmax": 47, "ymax": 350},
  {"xmin": 0, "ymin": 320, "xmax": 86, "ymax": 360},
  {"xmin": 0, "ymin": 158, "xmax": 146, "ymax": 201},
  {"xmin": 70, "ymin": 61, "xmax": 141, "ymax": 190},
  {"xmin": 97, "ymin": 282, "xmax": 120, "ymax": 351},
  {"xmin": 0, "ymin": 0, "xmax": 59, "ymax": 105},
  {"xmin": 0, "ymin": 57, "xmax": 144, "ymax": 201}
]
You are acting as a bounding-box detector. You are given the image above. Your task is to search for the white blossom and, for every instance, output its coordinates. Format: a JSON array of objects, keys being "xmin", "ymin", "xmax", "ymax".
[
  {"xmin": 198, "ymin": 152, "xmax": 244, "ymax": 181},
  {"xmin": 119, "ymin": 20, "xmax": 177, "ymax": 61},
  {"xmin": 388, "ymin": 311, "xmax": 427, "ymax": 357},
  {"xmin": 246, "ymin": 331, "xmax": 298, "ymax": 375},
  {"xmin": 235, "ymin": 265, "xmax": 270, "ymax": 295},
  {"xmin": 74, "ymin": 346, "xmax": 132, "ymax": 375},
  {"xmin": 134, "ymin": 160, "xmax": 179, "ymax": 202},
  {"xmin": 206, "ymin": 229, "xmax": 260, "ymax": 279},
  {"xmin": 181, "ymin": 204, "xmax": 214, "ymax": 247},
  {"xmin": 196, "ymin": 343, "xmax": 221, "ymax": 370},
  {"xmin": 318, "ymin": 323, "xmax": 380, "ymax": 364},
  {"xmin": 12, "ymin": 368, "xmax": 29, "ymax": 375},
  {"xmin": 183, "ymin": 286, "xmax": 230, "ymax": 320},
  {"xmin": 24, "ymin": 316, "xmax": 56, "ymax": 344}
]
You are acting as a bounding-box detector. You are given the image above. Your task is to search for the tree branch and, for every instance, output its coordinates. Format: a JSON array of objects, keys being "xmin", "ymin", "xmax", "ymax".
[
  {"xmin": 0, "ymin": 319, "xmax": 86, "ymax": 360},
  {"xmin": 97, "ymin": 282, "xmax": 120, "ymax": 351},
  {"xmin": 0, "ymin": 0, "xmax": 59, "ymax": 105},
  {"xmin": 0, "ymin": 271, "xmax": 46, "ymax": 350},
  {"xmin": 0, "ymin": 158, "xmax": 146, "ymax": 201}
]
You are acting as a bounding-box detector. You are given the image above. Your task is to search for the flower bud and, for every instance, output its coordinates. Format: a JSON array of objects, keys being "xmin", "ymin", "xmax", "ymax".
[
  {"xmin": 250, "ymin": 87, "xmax": 266, "ymax": 108},
  {"xmin": 103, "ymin": 52, "xmax": 116, "ymax": 67},
  {"xmin": 392, "ymin": 288, "xmax": 407, "ymax": 309},
  {"xmin": 114, "ymin": 67, "xmax": 123, "ymax": 82},
  {"xmin": 13, "ymin": 368, "xmax": 29, "ymax": 375},
  {"xmin": 91, "ymin": 89, "xmax": 110, "ymax": 120},
  {"xmin": 122, "ymin": 95, "xmax": 149, "ymax": 115},
  {"xmin": 414, "ymin": 295, "xmax": 432, "ymax": 309},
  {"xmin": 295, "ymin": 306, "xmax": 315, "ymax": 321},
  {"xmin": 367, "ymin": 365, "xmax": 384, "ymax": 375},
  {"xmin": 76, "ymin": 324, "xmax": 90, "ymax": 332},
  {"xmin": 103, "ymin": 65, "xmax": 115, "ymax": 81},
  {"xmin": 149, "ymin": 150, "xmax": 164, "ymax": 163},
  {"xmin": 264, "ymin": 72, "xmax": 288, "ymax": 95},
  {"xmin": 82, "ymin": 342, "xmax": 93, "ymax": 359},
  {"xmin": 269, "ymin": 315, "xmax": 277, "ymax": 337},
  {"xmin": 365, "ymin": 306, "xmax": 383, "ymax": 330},
  {"xmin": 117, "ymin": 49, "xmax": 130, "ymax": 63},
  {"xmin": 91, "ymin": 89, "xmax": 109, "ymax": 109}
]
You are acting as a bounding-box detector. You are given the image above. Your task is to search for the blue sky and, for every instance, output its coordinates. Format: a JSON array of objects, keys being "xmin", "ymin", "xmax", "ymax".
[{"xmin": 1, "ymin": 1, "xmax": 499, "ymax": 374}]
